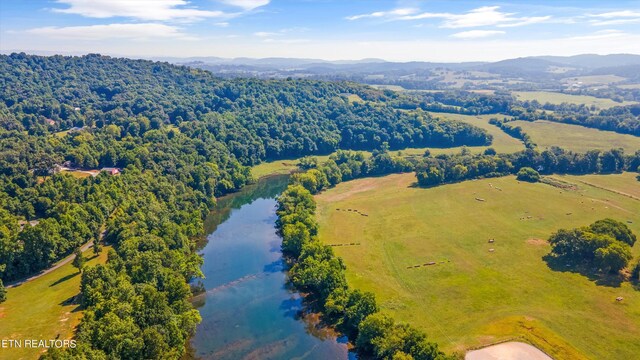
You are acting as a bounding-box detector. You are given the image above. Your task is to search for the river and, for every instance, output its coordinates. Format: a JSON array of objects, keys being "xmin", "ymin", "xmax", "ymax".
[{"xmin": 189, "ymin": 175, "xmax": 352, "ymax": 360}]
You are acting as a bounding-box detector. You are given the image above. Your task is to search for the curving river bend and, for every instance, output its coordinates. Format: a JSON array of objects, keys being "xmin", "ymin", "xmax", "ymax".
[{"xmin": 189, "ymin": 175, "xmax": 353, "ymax": 360}]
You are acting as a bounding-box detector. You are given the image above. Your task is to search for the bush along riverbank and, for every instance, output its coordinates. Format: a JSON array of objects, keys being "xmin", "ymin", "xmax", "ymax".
[{"xmin": 276, "ymin": 182, "xmax": 451, "ymax": 360}]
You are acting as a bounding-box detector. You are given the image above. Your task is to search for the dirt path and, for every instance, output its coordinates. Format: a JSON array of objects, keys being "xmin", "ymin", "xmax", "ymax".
[
  {"xmin": 6, "ymin": 231, "xmax": 104, "ymax": 288},
  {"xmin": 465, "ymin": 341, "xmax": 552, "ymax": 360}
]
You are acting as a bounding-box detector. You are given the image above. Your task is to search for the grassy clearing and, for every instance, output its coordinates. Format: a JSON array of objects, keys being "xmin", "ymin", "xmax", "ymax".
[
  {"xmin": 61, "ymin": 170, "xmax": 96, "ymax": 179},
  {"xmin": 618, "ymin": 84, "xmax": 640, "ymax": 90},
  {"xmin": 0, "ymin": 247, "xmax": 109, "ymax": 360},
  {"xmin": 53, "ymin": 130, "xmax": 70, "ymax": 138},
  {"xmin": 315, "ymin": 173, "xmax": 640, "ymax": 359},
  {"xmin": 510, "ymin": 120, "xmax": 640, "ymax": 153},
  {"xmin": 250, "ymin": 155, "xmax": 335, "ymax": 179},
  {"xmin": 428, "ymin": 113, "xmax": 524, "ymax": 154},
  {"xmin": 562, "ymin": 75, "xmax": 626, "ymax": 85},
  {"xmin": 560, "ymin": 172, "xmax": 640, "ymax": 200},
  {"xmin": 512, "ymin": 91, "xmax": 635, "ymax": 109}
]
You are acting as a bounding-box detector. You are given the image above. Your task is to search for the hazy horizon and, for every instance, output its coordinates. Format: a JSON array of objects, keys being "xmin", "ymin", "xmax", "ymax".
[
  {"xmin": 2, "ymin": 49, "xmax": 640, "ymax": 64},
  {"xmin": 2, "ymin": 1, "xmax": 640, "ymax": 62}
]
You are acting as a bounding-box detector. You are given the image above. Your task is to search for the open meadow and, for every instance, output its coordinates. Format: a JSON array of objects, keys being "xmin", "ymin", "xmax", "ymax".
[
  {"xmin": 510, "ymin": 120, "xmax": 640, "ymax": 153},
  {"xmin": 427, "ymin": 113, "xmax": 524, "ymax": 154},
  {"xmin": 0, "ymin": 247, "xmax": 109, "ymax": 360},
  {"xmin": 512, "ymin": 91, "xmax": 636, "ymax": 109},
  {"xmin": 315, "ymin": 173, "xmax": 640, "ymax": 359}
]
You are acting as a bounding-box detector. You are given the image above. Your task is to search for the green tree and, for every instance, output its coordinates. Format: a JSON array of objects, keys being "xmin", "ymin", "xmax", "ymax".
[
  {"xmin": 0, "ymin": 278, "xmax": 6, "ymax": 303},
  {"xmin": 93, "ymin": 241, "xmax": 102, "ymax": 256},
  {"xmin": 516, "ymin": 167, "xmax": 540, "ymax": 182},
  {"xmin": 589, "ymin": 218, "xmax": 636, "ymax": 246},
  {"xmin": 594, "ymin": 242, "xmax": 633, "ymax": 273},
  {"xmin": 72, "ymin": 247, "xmax": 86, "ymax": 273}
]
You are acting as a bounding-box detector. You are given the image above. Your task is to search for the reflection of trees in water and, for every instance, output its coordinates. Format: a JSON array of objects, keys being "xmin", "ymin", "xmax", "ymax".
[{"xmin": 201, "ymin": 174, "xmax": 290, "ymax": 242}]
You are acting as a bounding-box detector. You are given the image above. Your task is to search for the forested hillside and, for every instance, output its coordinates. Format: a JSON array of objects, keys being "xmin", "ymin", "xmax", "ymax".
[{"xmin": 0, "ymin": 53, "xmax": 490, "ymax": 164}]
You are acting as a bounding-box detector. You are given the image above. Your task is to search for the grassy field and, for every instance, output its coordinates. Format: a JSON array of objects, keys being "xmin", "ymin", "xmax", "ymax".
[
  {"xmin": 512, "ymin": 91, "xmax": 636, "ymax": 109},
  {"xmin": 562, "ymin": 75, "xmax": 626, "ymax": 85},
  {"xmin": 560, "ymin": 172, "xmax": 640, "ymax": 200},
  {"xmin": 428, "ymin": 113, "xmax": 524, "ymax": 154},
  {"xmin": 0, "ymin": 246, "xmax": 109, "ymax": 360},
  {"xmin": 509, "ymin": 120, "xmax": 640, "ymax": 153},
  {"xmin": 315, "ymin": 173, "xmax": 640, "ymax": 359}
]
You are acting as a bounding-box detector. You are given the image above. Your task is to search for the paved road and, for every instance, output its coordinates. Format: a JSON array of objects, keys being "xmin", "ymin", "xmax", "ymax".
[{"xmin": 6, "ymin": 231, "xmax": 104, "ymax": 288}]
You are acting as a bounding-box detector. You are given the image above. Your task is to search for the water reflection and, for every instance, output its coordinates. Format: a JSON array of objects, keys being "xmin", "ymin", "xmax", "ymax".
[{"xmin": 190, "ymin": 175, "xmax": 352, "ymax": 360}]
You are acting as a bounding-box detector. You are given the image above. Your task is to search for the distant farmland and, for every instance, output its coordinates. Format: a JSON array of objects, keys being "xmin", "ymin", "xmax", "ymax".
[
  {"xmin": 510, "ymin": 120, "xmax": 640, "ymax": 153},
  {"xmin": 315, "ymin": 173, "xmax": 640, "ymax": 360},
  {"xmin": 513, "ymin": 91, "xmax": 636, "ymax": 109}
]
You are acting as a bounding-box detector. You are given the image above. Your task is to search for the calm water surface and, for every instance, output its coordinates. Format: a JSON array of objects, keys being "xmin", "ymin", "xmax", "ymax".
[{"xmin": 190, "ymin": 175, "xmax": 351, "ymax": 360}]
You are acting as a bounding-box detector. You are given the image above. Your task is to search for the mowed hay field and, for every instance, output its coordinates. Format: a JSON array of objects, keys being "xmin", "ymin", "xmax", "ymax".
[
  {"xmin": 0, "ymin": 248, "xmax": 109, "ymax": 360},
  {"xmin": 315, "ymin": 173, "xmax": 640, "ymax": 359},
  {"xmin": 510, "ymin": 120, "xmax": 640, "ymax": 153},
  {"xmin": 512, "ymin": 91, "xmax": 636, "ymax": 109},
  {"xmin": 427, "ymin": 113, "xmax": 524, "ymax": 155}
]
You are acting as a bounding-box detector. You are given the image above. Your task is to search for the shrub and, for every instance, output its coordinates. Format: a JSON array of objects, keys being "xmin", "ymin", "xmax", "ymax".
[{"xmin": 516, "ymin": 167, "xmax": 540, "ymax": 182}]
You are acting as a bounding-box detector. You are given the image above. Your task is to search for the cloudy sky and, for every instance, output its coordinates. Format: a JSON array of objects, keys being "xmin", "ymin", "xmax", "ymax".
[{"xmin": 1, "ymin": 0, "xmax": 640, "ymax": 61}]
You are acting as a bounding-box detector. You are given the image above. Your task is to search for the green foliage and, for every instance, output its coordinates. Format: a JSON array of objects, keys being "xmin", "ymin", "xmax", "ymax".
[
  {"xmin": 0, "ymin": 278, "xmax": 6, "ymax": 303},
  {"xmin": 290, "ymin": 150, "xmax": 415, "ymax": 194},
  {"xmin": 415, "ymin": 146, "xmax": 636, "ymax": 188},
  {"xmin": 516, "ymin": 167, "xmax": 541, "ymax": 182},
  {"xmin": 548, "ymin": 219, "xmax": 635, "ymax": 274},
  {"xmin": 0, "ymin": 53, "xmax": 491, "ymax": 164},
  {"xmin": 71, "ymin": 247, "xmax": 86, "ymax": 272},
  {"xmin": 589, "ymin": 218, "xmax": 636, "ymax": 246},
  {"xmin": 276, "ymin": 178, "xmax": 444, "ymax": 359},
  {"xmin": 594, "ymin": 242, "xmax": 633, "ymax": 273},
  {"xmin": 356, "ymin": 313, "xmax": 445, "ymax": 360},
  {"xmin": 632, "ymin": 260, "xmax": 640, "ymax": 281}
]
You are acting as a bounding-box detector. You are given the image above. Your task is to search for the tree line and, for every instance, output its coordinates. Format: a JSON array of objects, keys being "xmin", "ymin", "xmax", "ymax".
[
  {"xmin": 416, "ymin": 147, "xmax": 638, "ymax": 188},
  {"xmin": 276, "ymin": 182, "xmax": 450, "ymax": 360}
]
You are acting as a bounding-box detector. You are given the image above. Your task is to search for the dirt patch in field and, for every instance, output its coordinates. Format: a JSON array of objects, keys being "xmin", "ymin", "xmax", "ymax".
[
  {"xmin": 0, "ymin": 307, "xmax": 5, "ymax": 318},
  {"xmin": 526, "ymin": 238, "xmax": 548, "ymax": 246},
  {"xmin": 466, "ymin": 341, "xmax": 552, "ymax": 360}
]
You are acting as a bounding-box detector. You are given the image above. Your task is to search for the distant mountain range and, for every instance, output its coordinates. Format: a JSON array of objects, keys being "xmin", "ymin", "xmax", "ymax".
[
  {"xmin": 159, "ymin": 53, "xmax": 640, "ymax": 71},
  {"xmin": 156, "ymin": 54, "xmax": 640, "ymax": 85}
]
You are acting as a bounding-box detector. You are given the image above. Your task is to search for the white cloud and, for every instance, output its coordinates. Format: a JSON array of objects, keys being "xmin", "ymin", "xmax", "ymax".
[
  {"xmin": 497, "ymin": 16, "xmax": 551, "ymax": 28},
  {"xmin": 350, "ymin": 5, "xmax": 551, "ymax": 29},
  {"xmin": 214, "ymin": 22, "xmax": 230, "ymax": 27},
  {"xmin": 588, "ymin": 10, "xmax": 640, "ymax": 26},
  {"xmin": 263, "ymin": 38, "xmax": 309, "ymax": 44},
  {"xmin": 219, "ymin": 0, "xmax": 270, "ymax": 11},
  {"xmin": 450, "ymin": 30, "xmax": 505, "ymax": 39},
  {"xmin": 51, "ymin": 0, "xmax": 229, "ymax": 21},
  {"xmin": 254, "ymin": 31, "xmax": 279, "ymax": 37},
  {"xmin": 590, "ymin": 10, "xmax": 640, "ymax": 19},
  {"xmin": 568, "ymin": 29, "xmax": 627, "ymax": 41},
  {"xmin": 346, "ymin": 8, "xmax": 418, "ymax": 21},
  {"xmin": 26, "ymin": 23, "xmax": 191, "ymax": 41}
]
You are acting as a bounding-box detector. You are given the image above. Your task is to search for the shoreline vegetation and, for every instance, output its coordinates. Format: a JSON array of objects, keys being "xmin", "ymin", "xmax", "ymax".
[{"xmin": 276, "ymin": 147, "xmax": 639, "ymax": 359}]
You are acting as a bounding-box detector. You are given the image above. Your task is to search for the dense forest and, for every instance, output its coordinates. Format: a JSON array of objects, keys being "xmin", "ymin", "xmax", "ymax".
[{"xmin": 0, "ymin": 53, "xmax": 491, "ymax": 163}]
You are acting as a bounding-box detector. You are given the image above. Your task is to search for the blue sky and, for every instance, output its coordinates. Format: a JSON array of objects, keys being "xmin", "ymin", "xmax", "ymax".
[{"xmin": 1, "ymin": 0, "xmax": 640, "ymax": 61}]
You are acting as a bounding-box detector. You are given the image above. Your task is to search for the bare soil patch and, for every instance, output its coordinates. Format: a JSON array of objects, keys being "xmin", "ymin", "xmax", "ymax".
[{"xmin": 466, "ymin": 341, "xmax": 552, "ymax": 360}]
